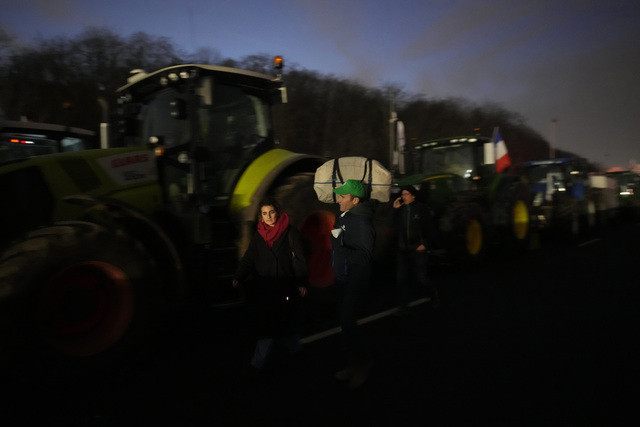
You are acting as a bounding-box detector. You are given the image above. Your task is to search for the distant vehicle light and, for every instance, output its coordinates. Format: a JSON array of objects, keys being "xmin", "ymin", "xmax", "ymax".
[
  {"xmin": 10, "ymin": 138, "xmax": 34, "ymax": 144},
  {"xmin": 177, "ymin": 152, "xmax": 189, "ymax": 164}
]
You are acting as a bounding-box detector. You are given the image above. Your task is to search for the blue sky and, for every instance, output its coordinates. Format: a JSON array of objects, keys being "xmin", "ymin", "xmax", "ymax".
[{"xmin": 2, "ymin": 0, "xmax": 640, "ymax": 169}]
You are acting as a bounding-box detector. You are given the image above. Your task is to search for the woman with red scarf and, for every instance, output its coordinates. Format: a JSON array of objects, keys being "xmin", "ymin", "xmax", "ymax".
[{"xmin": 233, "ymin": 197, "xmax": 308, "ymax": 370}]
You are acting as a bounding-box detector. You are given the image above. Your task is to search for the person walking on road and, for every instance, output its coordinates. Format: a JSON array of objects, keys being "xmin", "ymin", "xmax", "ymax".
[
  {"xmin": 388, "ymin": 185, "xmax": 440, "ymax": 314},
  {"xmin": 233, "ymin": 197, "xmax": 308, "ymax": 370},
  {"xmin": 330, "ymin": 179, "xmax": 376, "ymax": 388}
]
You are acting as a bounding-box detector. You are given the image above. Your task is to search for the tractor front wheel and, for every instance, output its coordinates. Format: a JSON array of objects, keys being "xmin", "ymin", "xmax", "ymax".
[{"xmin": 0, "ymin": 221, "xmax": 160, "ymax": 364}]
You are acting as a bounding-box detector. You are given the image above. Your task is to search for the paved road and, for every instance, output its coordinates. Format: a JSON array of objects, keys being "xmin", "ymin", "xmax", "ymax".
[{"xmin": 4, "ymin": 222, "xmax": 639, "ymax": 425}]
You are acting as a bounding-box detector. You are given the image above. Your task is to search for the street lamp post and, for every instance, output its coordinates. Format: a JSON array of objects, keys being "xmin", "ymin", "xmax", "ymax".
[
  {"xmin": 550, "ymin": 118, "xmax": 558, "ymax": 159},
  {"xmin": 389, "ymin": 100, "xmax": 397, "ymax": 172}
]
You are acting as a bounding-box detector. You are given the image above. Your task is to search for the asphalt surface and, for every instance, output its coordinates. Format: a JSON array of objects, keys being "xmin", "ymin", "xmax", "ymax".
[{"xmin": 3, "ymin": 221, "xmax": 639, "ymax": 425}]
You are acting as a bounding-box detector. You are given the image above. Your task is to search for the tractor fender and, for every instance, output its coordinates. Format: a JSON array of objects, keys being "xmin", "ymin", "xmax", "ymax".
[
  {"xmin": 230, "ymin": 148, "xmax": 325, "ymax": 223},
  {"xmin": 228, "ymin": 148, "xmax": 325, "ymax": 262},
  {"xmin": 62, "ymin": 194, "xmax": 186, "ymax": 298}
]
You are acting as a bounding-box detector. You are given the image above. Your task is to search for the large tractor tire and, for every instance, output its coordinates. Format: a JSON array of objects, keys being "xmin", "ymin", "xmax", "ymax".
[
  {"xmin": 464, "ymin": 209, "xmax": 485, "ymax": 260},
  {"xmin": 510, "ymin": 196, "xmax": 532, "ymax": 249},
  {"xmin": 0, "ymin": 221, "xmax": 161, "ymax": 366},
  {"xmin": 269, "ymin": 173, "xmax": 337, "ymax": 287},
  {"xmin": 442, "ymin": 202, "xmax": 486, "ymax": 264}
]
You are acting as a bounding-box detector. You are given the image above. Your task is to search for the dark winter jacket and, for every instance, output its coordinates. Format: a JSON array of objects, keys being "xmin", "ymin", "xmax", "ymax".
[
  {"xmin": 387, "ymin": 201, "xmax": 436, "ymax": 251},
  {"xmin": 235, "ymin": 226, "xmax": 307, "ymax": 300},
  {"xmin": 331, "ymin": 201, "xmax": 376, "ymax": 282}
]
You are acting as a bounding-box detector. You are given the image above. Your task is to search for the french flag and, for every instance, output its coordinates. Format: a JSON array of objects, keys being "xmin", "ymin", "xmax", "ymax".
[{"xmin": 493, "ymin": 128, "xmax": 511, "ymax": 173}]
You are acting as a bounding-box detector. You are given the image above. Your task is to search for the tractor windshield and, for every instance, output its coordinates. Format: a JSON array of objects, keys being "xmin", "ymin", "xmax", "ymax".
[
  {"xmin": 419, "ymin": 143, "xmax": 477, "ymax": 179},
  {"xmin": 127, "ymin": 77, "xmax": 274, "ymax": 198},
  {"xmin": 136, "ymin": 82, "xmax": 271, "ymax": 154},
  {"xmin": 195, "ymin": 81, "xmax": 272, "ymax": 196},
  {"xmin": 527, "ymin": 164, "xmax": 565, "ymax": 184}
]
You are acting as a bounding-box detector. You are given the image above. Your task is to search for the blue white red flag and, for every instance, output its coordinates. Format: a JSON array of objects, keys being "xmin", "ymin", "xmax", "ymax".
[{"xmin": 493, "ymin": 128, "xmax": 511, "ymax": 173}]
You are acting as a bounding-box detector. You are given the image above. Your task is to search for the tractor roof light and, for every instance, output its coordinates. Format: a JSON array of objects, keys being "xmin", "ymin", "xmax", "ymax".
[
  {"xmin": 274, "ymin": 56, "xmax": 284, "ymax": 70},
  {"xmin": 160, "ymin": 68, "xmax": 197, "ymax": 87},
  {"xmin": 274, "ymin": 56, "xmax": 285, "ymax": 80}
]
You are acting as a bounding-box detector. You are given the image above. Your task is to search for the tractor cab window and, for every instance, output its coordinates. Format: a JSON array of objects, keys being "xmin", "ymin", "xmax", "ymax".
[
  {"xmin": 131, "ymin": 76, "xmax": 274, "ymax": 203},
  {"xmin": 420, "ymin": 143, "xmax": 478, "ymax": 181},
  {"xmin": 198, "ymin": 83, "xmax": 269, "ymax": 152},
  {"xmin": 528, "ymin": 164, "xmax": 581, "ymax": 189},
  {"xmin": 196, "ymin": 80, "xmax": 272, "ymax": 198},
  {"xmin": 139, "ymin": 88, "xmax": 192, "ymax": 149},
  {"xmin": 60, "ymin": 136, "xmax": 89, "ymax": 152}
]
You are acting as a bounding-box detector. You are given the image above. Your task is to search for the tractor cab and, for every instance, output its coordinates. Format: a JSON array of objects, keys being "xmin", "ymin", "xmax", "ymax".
[
  {"xmin": 114, "ymin": 61, "xmax": 286, "ymax": 211},
  {"xmin": 400, "ymin": 136, "xmax": 496, "ymax": 213},
  {"xmin": 523, "ymin": 158, "xmax": 588, "ymax": 208}
]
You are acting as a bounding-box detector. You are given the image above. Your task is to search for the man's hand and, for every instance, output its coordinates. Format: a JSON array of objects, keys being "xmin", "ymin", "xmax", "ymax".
[
  {"xmin": 416, "ymin": 244, "xmax": 427, "ymax": 252},
  {"xmin": 392, "ymin": 197, "xmax": 403, "ymax": 208}
]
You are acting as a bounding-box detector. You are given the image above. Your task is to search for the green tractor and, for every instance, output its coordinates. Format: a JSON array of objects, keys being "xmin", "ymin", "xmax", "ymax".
[
  {"xmin": 396, "ymin": 135, "xmax": 531, "ymax": 264},
  {"xmin": 0, "ymin": 58, "xmax": 333, "ymax": 364}
]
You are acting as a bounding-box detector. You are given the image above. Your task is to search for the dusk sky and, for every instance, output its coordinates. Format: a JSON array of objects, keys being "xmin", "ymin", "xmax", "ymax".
[{"xmin": 2, "ymin": 0, "xmax": 639, "ymax": 169}]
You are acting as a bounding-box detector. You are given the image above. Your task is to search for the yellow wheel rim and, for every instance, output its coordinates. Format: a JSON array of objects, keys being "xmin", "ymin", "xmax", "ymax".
[
  {"xmin": 513, "ymin": 200, "xmax": 530, "ymax": 240},
  {"xmin": 466, "ymin": 218, "xmax": 483, "ymax": 256}
]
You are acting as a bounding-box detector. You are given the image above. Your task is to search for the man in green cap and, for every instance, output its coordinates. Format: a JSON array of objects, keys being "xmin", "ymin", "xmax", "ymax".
[{"xmin": 330, "ymin": 179, "xmax": 375, "ymax": 388}]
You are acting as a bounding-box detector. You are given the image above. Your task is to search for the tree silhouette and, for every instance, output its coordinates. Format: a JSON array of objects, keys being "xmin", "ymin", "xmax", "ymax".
[{"xmin": 1, "ymin": 26, "xmax": 596, "ymax": 169}]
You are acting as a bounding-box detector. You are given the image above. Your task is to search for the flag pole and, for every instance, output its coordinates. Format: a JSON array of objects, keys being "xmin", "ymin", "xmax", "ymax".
[{"xmin": 491, "ymin": 126, "xmax": 499, "ymax": 142}]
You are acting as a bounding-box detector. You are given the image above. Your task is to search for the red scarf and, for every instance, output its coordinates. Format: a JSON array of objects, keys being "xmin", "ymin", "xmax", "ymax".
[{"xmin": 257, "ymin": 212, "xmax": 290, "ymax": 248}]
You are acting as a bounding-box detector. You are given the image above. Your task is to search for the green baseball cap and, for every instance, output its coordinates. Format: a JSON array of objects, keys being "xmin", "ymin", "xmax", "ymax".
[{"xmin": 333, "ymin": 179, "xmax": 365, "ymax": 198}]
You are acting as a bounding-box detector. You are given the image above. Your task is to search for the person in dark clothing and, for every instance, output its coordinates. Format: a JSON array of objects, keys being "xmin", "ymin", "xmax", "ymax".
[
  {"xmin": 330, "ymin": 179, "xmax": 376, "ymax": 388},
  {"xmin": 388, "ymin": 185, "xmax": 440, "ymax": 313},
  {"xmin": 233, "ymin": 198, "xmax": 308, "ymax": 370}
]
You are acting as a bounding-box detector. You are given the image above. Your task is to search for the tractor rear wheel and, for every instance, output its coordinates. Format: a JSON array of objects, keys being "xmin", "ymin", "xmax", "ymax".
[
  {"xmin": 270, "ymin": 173, "xmax": 337, "ymax": 287},
  {"xmin": 509, "ymin": 196, "xmax": 532, "ymax": 252},
  {"xmin": 466, "ymin": 216, "xmax": 484, "ymax": 257},
  {"xmin": 443, "ymin": 203, "xmax": 486, "ymax": 264},
  {"xmin": 0, "ymin": 221, "xmax": 160, "ymax": 366}
]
